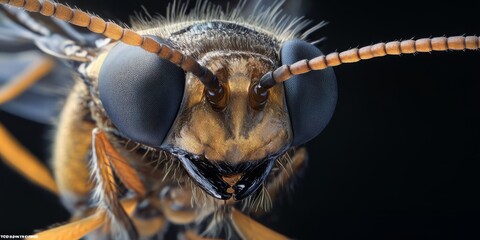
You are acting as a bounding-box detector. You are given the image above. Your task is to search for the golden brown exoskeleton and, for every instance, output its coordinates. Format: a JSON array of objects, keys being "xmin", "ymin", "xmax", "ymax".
[{"xmin": 0, "ymin": 0, "xmax": 478, "ymax": 239}]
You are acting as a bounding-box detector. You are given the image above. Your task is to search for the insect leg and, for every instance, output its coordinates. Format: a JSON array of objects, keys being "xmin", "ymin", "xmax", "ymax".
[
  {"xmin": 35, "ymin": 209, "xmax": 107, "ymax": 240},
  {"xmin": 0, "ymin": 122, "xmax": 58, "ymax": 194},
  {"xmin": 0, "ymin": 56, "xmax": 55, "ymax": 104},
  {"xmin": 33, "ymin": 198, "xmax": 138, "ymax": 240},
  {"xmin": 94, "ymin": 130, "xmax": 147, "ymax": 197},
  {"xmin": 0, "ymin": 56, "xmax": 58, "ymax": 193},
  {"xmin": 94, "ymin": 130, "xmax": 173, "ymax": 238},
  {"xmin": 0, "ymin": 56, "xmax": 57, "ymax": 193},
  {"xmin": 91, "ymin": 128, "xmax": 139, "ymax": 239},
  {"xmin": 231, "ymin": 208, "xmax": 290, "ymax": 240}
]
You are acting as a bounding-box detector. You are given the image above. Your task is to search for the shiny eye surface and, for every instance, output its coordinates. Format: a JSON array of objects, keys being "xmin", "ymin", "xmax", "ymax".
[
  {"xmin": 281, "ymin": 39, "xmax": 338, "ymax": 146},
  {"xmin": 98, "ymin": 37, "xmax": 185, "ymax": 147}
]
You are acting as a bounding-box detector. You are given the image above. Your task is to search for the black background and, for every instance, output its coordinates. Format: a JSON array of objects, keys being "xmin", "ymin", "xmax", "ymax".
[{"xmin": 1, "ymin": 0, "xmax": 479, "ymax": 239}]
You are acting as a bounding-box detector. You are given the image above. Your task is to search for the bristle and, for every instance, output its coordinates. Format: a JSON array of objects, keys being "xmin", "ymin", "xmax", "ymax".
[{"xmin": 131, "ymin": 0, "xmax": 322, "ymax": 43}]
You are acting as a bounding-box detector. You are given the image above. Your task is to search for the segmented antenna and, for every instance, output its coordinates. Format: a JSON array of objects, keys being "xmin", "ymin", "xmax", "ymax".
[
  {"xmin": 250, "ymin": 36, "xmax": 480, "ymax": 110},
  {"xmin": 0, "ymin": 0, "xmax": 228, "ymax": 110}
]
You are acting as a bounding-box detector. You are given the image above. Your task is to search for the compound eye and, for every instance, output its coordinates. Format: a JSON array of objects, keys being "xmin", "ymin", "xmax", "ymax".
[
  {"xmin": 281, "ymin": 39, "xmax": 338, "ymax": 146},
  {"xmin": 98, "ymin": 36, "xmax": 185, "ymax": 147}
]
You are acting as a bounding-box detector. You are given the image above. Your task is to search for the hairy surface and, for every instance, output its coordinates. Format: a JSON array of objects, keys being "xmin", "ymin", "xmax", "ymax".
[{"xmin": 132, "ymin": 0, "xmax": 325, "ymax": 44}]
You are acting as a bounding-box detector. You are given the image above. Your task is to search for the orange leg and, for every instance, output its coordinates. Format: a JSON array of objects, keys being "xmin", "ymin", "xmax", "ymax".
[
  {"xmin": 91, "ymin": 128, "xmax": 139, "ymax": 239},
  {"xmin": 0, "ymin": 57, "xmax": 58, "ymax": 194},
  {"xmin": 94, "ymin": 130, "xmax": 147, "ymax": 197},
  {"xmin": 34, "ymin": 198, "xmax": 138, "ymax": 240},
  {"xmin": 36, "ymin": 210, "xmax": 107, "ymax": 240},
  {"xmin": 0, "ymin": 57, "xmax": 55, "ymax": 104},
  {"xmin": 0, "ymin": 123, "xmax": 58, "ymax": 194},
  {"xmin": 231, "ymin": 208, "xmax": 289, "ymax": 240}
]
